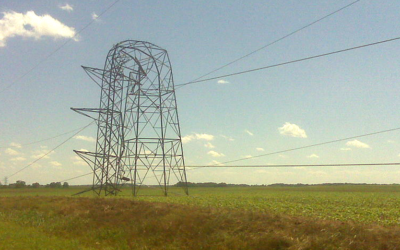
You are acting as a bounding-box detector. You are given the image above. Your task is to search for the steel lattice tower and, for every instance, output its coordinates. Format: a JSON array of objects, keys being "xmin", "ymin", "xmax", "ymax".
[{"xmin": 72, "ymin": 40, "xmax": 188, "ymax": 196}]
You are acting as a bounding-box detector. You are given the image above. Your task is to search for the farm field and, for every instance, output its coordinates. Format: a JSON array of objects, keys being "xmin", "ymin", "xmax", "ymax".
[{"xmin": 1, "ymin": 185, "xmax": 400, "ymax": 249}]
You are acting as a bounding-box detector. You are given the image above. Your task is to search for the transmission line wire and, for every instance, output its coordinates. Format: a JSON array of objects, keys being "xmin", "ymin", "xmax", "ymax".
[
  {"xmin": 177, "ymin": 35, "xmax": 400, "ymax": 87},
  {"xmin": 7, "ymin": 121, "xmax": 95, "ymax": 179},
  {"xmin": 0, "ymin": 124, "xmax": 94, "ymax": 149},
  {"xmin": 188, "ymin": 163, "xmax": 400, "ymax": 169},
  {"xmin": 188, "ymin": 126, "xmax": 400, "ymax": 169},
  {"xmin": 59, "ymin": 172, "xmax": 93, "ymax": 183},
  {"xmin": 35, "ymin": 35, "xmax": 400, "ymax": 184},
  {"xmin": 0, "ymin": 0, "xmax": 121, "ymax": 95},
  {"xmin": 60, "ymin": 125, "xmax": 400, "ymax": 183},
  {"xmin": 187, "ymin": 0, "xmax": 361, "ymax": 84}
]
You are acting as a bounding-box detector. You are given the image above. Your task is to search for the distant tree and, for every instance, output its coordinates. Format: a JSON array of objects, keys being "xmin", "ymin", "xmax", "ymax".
[
  {"xmin": 63, "ymin": 182, "xmax": 69, "ymax": 188},
  {"xmin": 32, "ymin": 182, "xmax": 40, "ymax": 188},
  {"xmin": 15, "ymin": 180, "xmax": 26, "ymax": 188},
  {"xmin": 47, "ymin": 182, "xmax": 62, "ymax": 188}
]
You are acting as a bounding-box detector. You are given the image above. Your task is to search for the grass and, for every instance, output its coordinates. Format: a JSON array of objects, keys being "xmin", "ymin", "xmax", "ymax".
[
  {"xmin": 1, "ymin": 195, "xmax": 400, "ymax": 249},
  {"xmin": 1, "ymin": 185, "xmax": 400, "ymax": 249}
]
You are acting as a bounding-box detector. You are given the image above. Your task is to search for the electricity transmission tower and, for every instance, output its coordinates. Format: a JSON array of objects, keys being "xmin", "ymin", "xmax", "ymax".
[{"xmin": 72, "ymin": 40, "xmax": 188, "ymax": 196}]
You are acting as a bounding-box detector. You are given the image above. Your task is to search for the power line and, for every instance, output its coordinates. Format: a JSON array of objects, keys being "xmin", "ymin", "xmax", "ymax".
[
  {"xmin": 200, "ymin": 126, "xmax": 400, "ymax": 167},
  {"xmin": 186, "ymin": 0, "xmax": 361, "ymax": 84},
  {"xmin": 0, "ymin": 0, "xmax": 121, "ymax": 95},
  {"xmin": 59, "ymin": 172, "xmax": 93, "ymax": 183},
  {"xmin": 7, "ymin": 121, "xmax": 94, "ymax": 179},
  {"xmin": 177, "ymin": 35, "xmax": 400, "ymax": 87},
  {"xmin": 0, "ymin": 123, "xmax": 94, "ymax": 149},
  {"xmin": 57, "ymin": 124, "xmax": 400, "ymax": 183},
  {"xmin": 188, "ymin": 163, "xmax": 400, "ymax": 169}
]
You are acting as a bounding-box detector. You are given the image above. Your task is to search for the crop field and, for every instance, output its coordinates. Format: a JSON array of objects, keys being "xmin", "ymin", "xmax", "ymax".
[{"xmin": 1, "ymin": 185, "xmax": 400, "ymax": 249}]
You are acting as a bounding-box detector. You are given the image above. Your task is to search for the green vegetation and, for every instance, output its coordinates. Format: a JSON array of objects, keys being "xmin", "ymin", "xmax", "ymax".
[{"xmin": 1, "ymin": 185, "xmax": 400, "ymax": 249}]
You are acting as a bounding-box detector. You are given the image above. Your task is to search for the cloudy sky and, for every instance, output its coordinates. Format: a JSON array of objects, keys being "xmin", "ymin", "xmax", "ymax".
[{"xmin": 2, "ymin": 0, "xmax": 400, "ymax": 185}]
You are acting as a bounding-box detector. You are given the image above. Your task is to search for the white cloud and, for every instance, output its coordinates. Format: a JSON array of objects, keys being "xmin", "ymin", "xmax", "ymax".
[
  {"xmin": 217, "ymin": 79, "xmax": 229, "ymax": 84},
  {"xmin": 182, "ymin": 135, "xmax": 193, "ymax": 144},
  {"xmin": 72, "ymin": 156, "xmax": 87, "ymax": 166},
  {"xmin": 31, "ymin": 149, "xmax": 54, "ymax": 159},
  {"xmin": 307, "ymin": 154, "xmax": 319, "ymax": 158},
  {"xmin": 0, "ymin": 11, "xmax": 78, "ymax": 47},
  {"xmin": 31, "ymin": 163, "xmax": 43, "ymax": 169},
  {"xmin": 220, "ymin": 135, "xmax": 234, "ymax": 141},
  {"xmin": 256, "ymin": 148, "xmax": 265, "ymax": 152},
  {"xmin": 204, "ymin": 142, "xmax": 215, "ymax": 148},
  {"xmin": 207, "ymin": 150, "xmax": 225, "ymax": 157},
  {"xmin": 50, "ymin": 161, "xmax": 62, "ymax": 167},
  {"xmin": 10, "ymin": 142, "xmax": 22, "ymax": 148},
  {"xmin": 5, "ymin": 148, "xmax": 19, "ymax": 155},
  {"xmin": 244, "ymin": 129, "xmax": 254, "ymax": 136},
  {"xmin": 78, "ymin": 148, "xmax": 89, "ymax": 152},
  {"xmin": 209, "ymin": 160, "xmax": 225, "ymax": 166},
  {"xmin": 10, "ymin": 157, "xmax": 26, "ymax": 162},
  {"xmin": 346, "ymin": 140, "xmax": 370, "ymax": 149},
  {"xmin": 74, "ymin": 135, "xmax": 96, "ymax": 142},
  {"xmin": 60, "ymin": 4, "xmax": 73, "ymax": 12},
  {"xmin": 340, "ymin": 148, "xmax": 352, "ymax": 151},
  {"xmin": 91, "ymin": 12, "xmax": 99, "ymax": 20},
  {"xmin": 182, "ymin": 133, "xmax": 214, "ymax": 144},
  {"xmin": 244, "ymin": 155, "xmax": 253, "ymax": 159},
  {"xmin": 278, "ymin": 122, "xmax": 307, "ymax": 138}
]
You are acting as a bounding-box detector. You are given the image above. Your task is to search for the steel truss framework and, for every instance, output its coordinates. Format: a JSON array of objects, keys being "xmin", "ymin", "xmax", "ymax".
[{"xmin": 72, "ymin": 40, "xmax": 188, "ymax": 196}]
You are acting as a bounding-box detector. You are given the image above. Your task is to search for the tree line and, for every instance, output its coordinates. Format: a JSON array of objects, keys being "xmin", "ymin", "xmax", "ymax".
[{"xmin": 0, "ymin": 180, "xmax": 69, "ymax": 188}]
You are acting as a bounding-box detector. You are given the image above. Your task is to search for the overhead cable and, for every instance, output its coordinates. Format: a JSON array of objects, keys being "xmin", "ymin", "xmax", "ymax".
[
  {"xmin": 7, "ymin": 121, "xmax": 95, "ymax": 179},
  {"xmin": 177, "ymin": 36, "xmax": 400, "ymax": 87},
  {"xmin": 0, "ymin": 123, "xmax": 94, "ymax": 149},
  {"xmin": 187, "ymin": 0, "xmax": 361, "ymax": 84},
  {"xmin": 188, "ymin": 163, "xmax": 400, "ymax": 169},
  {"xmin": 187, "ymin": 126, "xmax": 400, "ymax": 169}
]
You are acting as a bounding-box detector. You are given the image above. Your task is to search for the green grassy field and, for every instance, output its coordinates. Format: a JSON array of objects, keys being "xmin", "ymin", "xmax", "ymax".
[{"xmin": 1, "ymin": 185, "xmax": 400, "ymax": 249}]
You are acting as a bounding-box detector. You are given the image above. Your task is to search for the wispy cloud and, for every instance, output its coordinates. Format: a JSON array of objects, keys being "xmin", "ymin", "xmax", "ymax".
[
  {"xmin": 278, "ymin": 122, "xmax": 307, "ymax": 138},
  {"xmin": 217, "ymin": 79, "xmax": 229, "ymax": 84},
  {"xmin": 9, "ymin": 142, "xmax": 22, "ymax": 148},
  {"xmin": 204, "ymin": 142, "xmax": 215, "ymax": 148},
  {"xmin": 256, "ymin": 147, "xmax": 265, "ymax": 152},
  {"xmin": 74, "ymin": 135, "xmax": 96, "ymax": 142},
  {"xmin": 220, "ymin": 135, "xmax": 234, "ymax": 141},
  {"xmin": 31, "ymin": 149, "xmax": 54, "ymax": 159},
  {"xmin": 244, "ymin": 129, "xmax": 254, "ymax": 136},
  {"xmin": 340, "ymin": 148, "xmax": 352, "ymax": 151},
  {"xmin": 307, "ymin": 154, "xmax": 319, "ymax": 158},
  {"xmin": 60, "ymin": 3, "xmax": 73, "ymax": 12},
  {"xmin": 10, "ymin": 157, "xmax": 26, "ymax": 162},
  {"xmin": 209, "ymin": 160, "xmax": 225, "ymax": 166},
  {"xmin": 5, "ymin": 148, "xmax": 19, "ymax": 155},
  {"xmin": 50, "ymin": 161, "xmax": 62, "ymax": 166},
  {"xmin": 0, "ymin": 11, "xmax": 78, "ymax": 47},
  {"xmin": 72, "ymin": 156, "xmax": 86, "ymax": 166},
  {"xmin": 207, "ymin": 150, "xmax": 225, "ymax": 157},
  {"xmin": 182, "ymin": 133, "xmax": 214, "ymax": 144},
  {"xmin": 346, "ymin": 140, "xmax": 370, "ymax": 149}
]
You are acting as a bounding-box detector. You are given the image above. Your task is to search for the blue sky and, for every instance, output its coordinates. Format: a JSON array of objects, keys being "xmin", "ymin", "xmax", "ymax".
[{"xmin": 1, "ymin": 0, "xmax": 400, "ymax": 185}]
